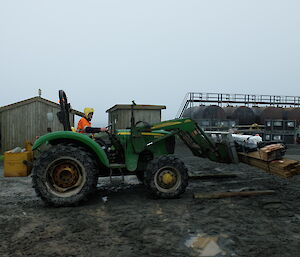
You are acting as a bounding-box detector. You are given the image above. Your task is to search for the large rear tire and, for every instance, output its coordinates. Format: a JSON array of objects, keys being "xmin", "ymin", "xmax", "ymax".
[
  {"xmin": 144, "ymin": 155, "xmax": 188, "ymax": 198},
  {"xmin": 32, "ymin": 144, "xmax": 98, "ymax": 206}
]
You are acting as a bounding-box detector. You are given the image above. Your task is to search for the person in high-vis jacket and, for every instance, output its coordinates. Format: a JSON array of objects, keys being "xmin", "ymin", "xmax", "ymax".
[{"xmin": 77, "ymin": 107, "xmax": 107, "ymax": 133}]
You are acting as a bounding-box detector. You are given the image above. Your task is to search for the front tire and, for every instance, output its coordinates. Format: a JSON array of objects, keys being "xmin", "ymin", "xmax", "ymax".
[
  {"xmin": 144, "ymin": 155, "xmax": 188, "ymax": 198},
  {"xmin": 32, "ymin": 144, "xmax": 98, "ymax": 206}
]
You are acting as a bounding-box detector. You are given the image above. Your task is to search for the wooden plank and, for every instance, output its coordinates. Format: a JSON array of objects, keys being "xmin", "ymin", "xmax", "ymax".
[
  {"xmin": 194, "ymin": 190, "xmax": 275, "ymax": 199},
  {"xmin": 238, "ymin": 152, "xmax": 300, "ymax": 178},
  {"xmin": 189, "ymin": 173, "xmax": 238, "ymax": 180}
]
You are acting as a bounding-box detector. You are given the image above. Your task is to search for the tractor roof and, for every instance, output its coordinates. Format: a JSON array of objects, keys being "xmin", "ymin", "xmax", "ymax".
[{"xmin": 106, "ymin": 104, "xmax": 166, "ymax": 113}]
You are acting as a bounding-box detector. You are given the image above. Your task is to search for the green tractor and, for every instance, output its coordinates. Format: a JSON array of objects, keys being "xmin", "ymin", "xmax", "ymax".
[{"xmin": 32, "ymin": 90, "xmax": 237, "ymax": 206}]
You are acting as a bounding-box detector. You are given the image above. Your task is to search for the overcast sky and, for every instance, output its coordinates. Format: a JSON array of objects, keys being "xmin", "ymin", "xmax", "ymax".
[{"xmin": 1, "ymin": 0, "xmax": 299, "ymax": 126}]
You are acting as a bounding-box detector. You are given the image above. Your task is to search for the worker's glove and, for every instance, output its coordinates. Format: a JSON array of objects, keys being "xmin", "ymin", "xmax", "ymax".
[{"xmin": 100, "ymin": 127, "xmax": 108, "ymax": 132}]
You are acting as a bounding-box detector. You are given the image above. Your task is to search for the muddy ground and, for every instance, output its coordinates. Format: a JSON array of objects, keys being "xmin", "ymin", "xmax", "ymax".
[{"xmin": 1, "ymin": 142, "xmax": 300, "ymax": 257}]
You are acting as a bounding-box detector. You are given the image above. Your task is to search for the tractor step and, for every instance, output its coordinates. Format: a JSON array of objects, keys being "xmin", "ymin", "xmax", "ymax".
[{"xmin": 108, "ymin": 163, "xmax": 126, "ymax": 169}]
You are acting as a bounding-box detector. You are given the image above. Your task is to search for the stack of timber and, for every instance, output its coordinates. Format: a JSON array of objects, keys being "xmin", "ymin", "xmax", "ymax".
[
  {"xmin": 238, "ymin": 144, "xmax": 300, "ymax": 178},
  {"xmin": 258, "ymin": 144, "xmax": 285, "ymax": 161}
]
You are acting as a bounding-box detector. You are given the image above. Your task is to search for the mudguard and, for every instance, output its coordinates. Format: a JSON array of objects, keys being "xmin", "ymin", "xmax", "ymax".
[{"xmin": 32, "ymin": 131, "xmax": 109, "ymax": 167}]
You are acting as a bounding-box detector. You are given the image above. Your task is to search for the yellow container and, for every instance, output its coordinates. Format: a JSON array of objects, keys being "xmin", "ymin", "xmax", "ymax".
[{"xmin": 4, "ymin": 151, "xmax": 33, "ymax": 177}]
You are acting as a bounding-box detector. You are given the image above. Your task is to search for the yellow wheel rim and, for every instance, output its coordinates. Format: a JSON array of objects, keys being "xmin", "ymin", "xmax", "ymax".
[{"xmin": 162, "ymin": 173, "xmax": 175, "ymax": 185}]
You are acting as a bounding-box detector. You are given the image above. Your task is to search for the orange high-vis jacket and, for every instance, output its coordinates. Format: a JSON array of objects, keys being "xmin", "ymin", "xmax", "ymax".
[{"xmin": 77, "ymin": 117, "xmax": 91, "ymax": 133}]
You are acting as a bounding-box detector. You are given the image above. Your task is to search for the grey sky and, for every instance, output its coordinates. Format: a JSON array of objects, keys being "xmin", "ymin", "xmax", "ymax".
[{"xmin": 1, "ymin": 0, "xmax": 299, "ymax": 126}]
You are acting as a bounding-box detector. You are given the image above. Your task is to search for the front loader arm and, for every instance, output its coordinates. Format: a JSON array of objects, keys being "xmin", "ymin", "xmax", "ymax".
[{"xmin": 149, "ymin": 118, "xmax": 236, "ymax": 163}]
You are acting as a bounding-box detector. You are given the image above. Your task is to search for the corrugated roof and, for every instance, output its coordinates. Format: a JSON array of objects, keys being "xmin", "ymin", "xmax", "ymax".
[
  {"xmin": 0, "ymin": 96, "xmax": 84, "ymax": 116},
  {"xmin": 106, "ymin": 104, "xmax": 166, "ymax": 113}
]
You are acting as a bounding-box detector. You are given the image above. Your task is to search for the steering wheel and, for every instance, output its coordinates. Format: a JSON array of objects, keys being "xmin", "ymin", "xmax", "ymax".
[
  {"xmin": 105, "ymin": 124, "xmax": 118, "ymax": 145},
  {"xmin": 135, "ymin": 120, "xmax": 151, "ymax": 128},
  {"xmin": 105, "ymin": 124, "xmax": 113, "ymax": 134}
]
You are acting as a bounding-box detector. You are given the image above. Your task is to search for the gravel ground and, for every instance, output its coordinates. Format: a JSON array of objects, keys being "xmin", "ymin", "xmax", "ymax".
[{"xmin": 1, "ymin": 143, "xmax": 300, "ymax": 257}]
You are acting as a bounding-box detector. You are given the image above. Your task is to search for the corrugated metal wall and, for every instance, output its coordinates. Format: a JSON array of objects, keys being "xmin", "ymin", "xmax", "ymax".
[
  {"xmin": 109, "ymin": 109, "xmax": 162, "ymax": 130},
  {"xmin": 0, "ymin": 101, "xmax": 74, "ymax": 152}
]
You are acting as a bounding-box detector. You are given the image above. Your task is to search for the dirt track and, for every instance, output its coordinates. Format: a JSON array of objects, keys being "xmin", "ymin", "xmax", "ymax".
[{"xmin": 1, "ymin": 143, "xmax": 300, "ymax": 257}]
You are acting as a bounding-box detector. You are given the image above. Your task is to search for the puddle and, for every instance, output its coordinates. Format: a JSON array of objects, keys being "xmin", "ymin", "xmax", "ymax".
[{"xmin": 185, "ymin": 233, "xmax": 228, "ymax": 256}]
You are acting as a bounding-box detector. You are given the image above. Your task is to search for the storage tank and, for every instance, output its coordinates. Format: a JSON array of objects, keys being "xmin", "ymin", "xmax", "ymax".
[
  {"xmin": 193, "ymin": 105, "xmax": 226, "ymax": 120},
  {"xmin": 259, "ymin": 107, "xmax": 284, "ymax": 124},
  {"xmin": 252, "ymin": 106, "xmax": 264, "ymax": 124},
  {"xmin": 223, "ymin": 106, "xmax": 255, "ymax": 125},
  {"xmin": 181, "ymin": 106, "xmax": 198, "ymax": 118},
  {"xmin": 284, "ymin": 108, "xmax": 300, "ymax": 124}
]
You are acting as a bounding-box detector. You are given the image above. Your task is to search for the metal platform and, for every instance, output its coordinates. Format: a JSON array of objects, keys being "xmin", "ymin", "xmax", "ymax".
[{"xmin": 177, "ymin": 92, "xmax": 300, "ymax": 118}]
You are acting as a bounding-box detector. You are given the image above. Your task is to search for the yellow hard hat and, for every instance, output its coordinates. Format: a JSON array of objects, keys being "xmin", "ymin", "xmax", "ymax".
[{"xmin": 84, "ymin": 107, "xmax": 94, "ymax": 116}]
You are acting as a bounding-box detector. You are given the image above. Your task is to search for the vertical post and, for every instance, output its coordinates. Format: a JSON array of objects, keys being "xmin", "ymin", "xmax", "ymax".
[{"xmin": 131, "ymin": 100, "xmax": 136, "ymax": 129}]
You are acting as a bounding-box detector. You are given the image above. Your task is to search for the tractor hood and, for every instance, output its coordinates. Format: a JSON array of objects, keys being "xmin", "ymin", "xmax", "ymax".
[{"xmin": 115, "ymin": 129, "xmax": 170, "ymax": 137}]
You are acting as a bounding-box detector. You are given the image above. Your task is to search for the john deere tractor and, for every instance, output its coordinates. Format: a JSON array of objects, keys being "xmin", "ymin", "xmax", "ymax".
[{"xmin": 32, "ymin": 90, "xmax": 237, "ymax": 206}]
